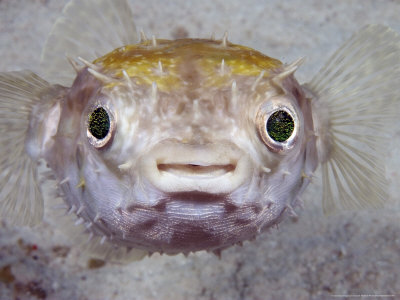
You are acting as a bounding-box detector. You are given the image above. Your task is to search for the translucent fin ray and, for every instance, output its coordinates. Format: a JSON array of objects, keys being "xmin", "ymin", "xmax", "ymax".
[
  {"xmin": 306, "ymin": 25, "xmax": 400, "ymax": 214},
  {"xmin": 40, "ymin": 0, "xmax": 138, "ymax": 85},
  {"xmin": 0, "ymin": 71, "xmax": 50, "ymax": 225}
]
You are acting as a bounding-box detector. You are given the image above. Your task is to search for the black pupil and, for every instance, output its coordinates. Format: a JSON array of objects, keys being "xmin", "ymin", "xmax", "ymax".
[
  {"xmin": 266, "ymin": 110, "xmax": 294, "ymax": 142},
  {"xmin": 88, "ymin": 107, "xmax": 110, "ymax": 139}
]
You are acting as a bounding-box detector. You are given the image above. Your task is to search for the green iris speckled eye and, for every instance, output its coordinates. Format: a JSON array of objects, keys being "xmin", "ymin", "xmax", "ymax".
[
  {"xmin": 266, "ymin": 110, "xmax": 294, "ymax": 142},
  {"xmin": 256, "ymin": 98, "xmax": 300, "ymax": 153},
  {"xmin": 88, "ymin": 107, "xmax": 110, "ymax": 139},
  {"xmin": 87, "ymin": 105, "xmax": 115, "ymax": 149}
]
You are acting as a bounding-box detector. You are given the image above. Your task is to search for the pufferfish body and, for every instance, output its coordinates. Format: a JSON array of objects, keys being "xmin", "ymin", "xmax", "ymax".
[{"xmin": 0, "ymin": 0, "xmax": 399, "ymax": 260}]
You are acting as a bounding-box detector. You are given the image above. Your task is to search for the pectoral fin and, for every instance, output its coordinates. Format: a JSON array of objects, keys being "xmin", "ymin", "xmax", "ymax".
[
  {"xmin": 0, "ymin": 71, "xmax": 52, "ymax": 226},
  {"xmin": 305, "ymin": 25, "xmax": 400, "ymax": 214}
]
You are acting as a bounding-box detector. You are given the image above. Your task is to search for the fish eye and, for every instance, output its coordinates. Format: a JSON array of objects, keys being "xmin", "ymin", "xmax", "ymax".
[
  {"xmin": 266, "ymin": 110, "xmax": 294, "ymax": 142},
  {"xmin": 87, "ymin": 106, "xmax": 115, "ymax": 148},
  {"xmin": 256, "ymin": 99, "xmax": 299, "ymax": 153}
]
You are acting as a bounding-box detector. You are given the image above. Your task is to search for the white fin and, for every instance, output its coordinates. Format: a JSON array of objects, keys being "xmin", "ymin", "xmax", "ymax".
[
  {"xmin": 0, "ymin": 71, "xmax": 50, "ymax": 225},
  {"xmin": 306, "ymin": 25, "xmax": 400, "ymax": 214},
  {"xmin": 40, "ymin": 0, "xmax": 138, "ymax": 86}
]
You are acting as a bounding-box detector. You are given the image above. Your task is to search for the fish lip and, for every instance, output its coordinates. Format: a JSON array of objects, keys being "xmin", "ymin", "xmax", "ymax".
[
  {"xmin": 157, "ymin": 162, "xmax": 236, "ymax": 179},
  {"xmin": 140, "ymin": 141, "xmax": 253, "ymax": 194}
]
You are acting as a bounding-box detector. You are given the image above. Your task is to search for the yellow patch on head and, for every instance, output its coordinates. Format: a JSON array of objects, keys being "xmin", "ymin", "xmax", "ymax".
[{"xmin": 93, "ymin": 39, "xmax": 282, "ymax": 92}]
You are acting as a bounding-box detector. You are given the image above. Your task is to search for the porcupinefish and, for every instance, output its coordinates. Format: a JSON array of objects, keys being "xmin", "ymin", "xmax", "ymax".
[{"xmin": 0, "ymin": 0, "xmax": 399, "ymax": 260}]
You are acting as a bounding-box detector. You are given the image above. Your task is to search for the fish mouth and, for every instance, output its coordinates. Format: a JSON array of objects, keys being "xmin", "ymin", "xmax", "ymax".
[
  {"xmin": 140, "ymin": 140, "xmax": 253, "ymax": 194},
  {"xmin": 157, "ymin": 163, "xmax": 236, "ymax": 178}
]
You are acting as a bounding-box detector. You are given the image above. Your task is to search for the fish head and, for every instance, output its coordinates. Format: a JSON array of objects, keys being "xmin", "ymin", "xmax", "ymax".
[{"xmin": 45, "ymin": 39, "xmax": 317, "ymax": 253}]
